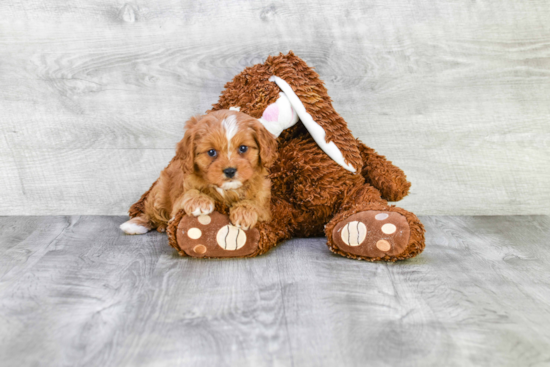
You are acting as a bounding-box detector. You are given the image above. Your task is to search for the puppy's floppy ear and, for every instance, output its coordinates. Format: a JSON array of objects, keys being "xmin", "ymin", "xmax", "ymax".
[
  {"xmin": 252, "ymin": 119, "xmax": 278, "ymax": 169},
  {"xmin": 176, "ymin": 115, "xmax": 201, "ymax": 174}
]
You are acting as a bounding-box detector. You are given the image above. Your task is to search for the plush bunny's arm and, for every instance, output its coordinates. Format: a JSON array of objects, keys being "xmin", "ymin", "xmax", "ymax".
[{"xmin": 356, "ymin": 139, "xmax": 411, "ymax": 202}]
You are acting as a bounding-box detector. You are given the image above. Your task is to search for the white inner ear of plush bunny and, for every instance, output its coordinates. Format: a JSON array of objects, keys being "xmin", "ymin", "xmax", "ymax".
[{"xmin": 261, "ymin": 76, "xmax": 356, "ymax": 173}]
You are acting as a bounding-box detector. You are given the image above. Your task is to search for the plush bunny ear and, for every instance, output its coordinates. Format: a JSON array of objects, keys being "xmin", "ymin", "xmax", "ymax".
[{"xmin": 267, "ymin": 76, "xmax": 356, "ymax": 173}]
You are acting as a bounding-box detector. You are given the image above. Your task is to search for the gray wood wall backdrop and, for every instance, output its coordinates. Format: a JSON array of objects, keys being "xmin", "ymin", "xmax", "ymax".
[{"xmin": 1, "ymin": 0, "xmax": 549, "ymax": 216}]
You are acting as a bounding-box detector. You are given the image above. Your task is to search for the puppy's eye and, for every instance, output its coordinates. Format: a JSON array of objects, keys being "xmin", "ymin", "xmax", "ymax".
[
  {"xmin": 207, "ymin": 149, "xmax": 217, "ymax": 157},
  {"xmin": 238, "ymin": 145, "xmax": 248, "ymax": 154}
]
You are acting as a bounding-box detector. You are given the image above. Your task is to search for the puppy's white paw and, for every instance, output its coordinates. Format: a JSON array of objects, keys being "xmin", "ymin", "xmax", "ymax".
[
  {"xmin": 120, "ymin": 221, "xmax": 149, "ymax": 235},
  {"xmin": 191, "ymin": 203, "xmax": 214, "ymax": 216},
  {"xmin": 183, "ymin": 194, "xmax": 215, "ymax": 217}
]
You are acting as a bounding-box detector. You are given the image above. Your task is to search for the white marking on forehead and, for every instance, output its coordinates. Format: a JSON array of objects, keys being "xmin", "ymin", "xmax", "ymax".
[
  {"xmin": 222, "ymin": 115, "xmax": 239, "ymax": 158},
  {"xmin": 222, "ymin": 115, "xmax": 239, "ymax": 141}
]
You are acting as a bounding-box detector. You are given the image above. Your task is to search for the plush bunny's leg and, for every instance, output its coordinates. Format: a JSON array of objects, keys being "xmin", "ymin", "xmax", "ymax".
[
  {"xmin": 167, "ymin": 198, "xmax": 298, "ymax": 258},
  {"xmin": 325, "ymin": 184, "xmax": 425, "ymax": 262}
]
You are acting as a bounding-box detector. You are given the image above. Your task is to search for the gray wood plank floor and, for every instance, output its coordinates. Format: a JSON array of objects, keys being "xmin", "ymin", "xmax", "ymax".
[{"xmin": 1, "ymin": 215, "xmax": 550, "ymax": 367}]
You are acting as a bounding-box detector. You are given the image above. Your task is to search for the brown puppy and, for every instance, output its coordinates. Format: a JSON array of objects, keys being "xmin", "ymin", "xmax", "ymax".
[{"xmin": 120, "ymin": 110, "xmax": 277, "ymax": 235}]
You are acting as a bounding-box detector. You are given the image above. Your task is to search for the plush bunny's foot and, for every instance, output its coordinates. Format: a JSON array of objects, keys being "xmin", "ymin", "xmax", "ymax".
[
  {"xmin": 173, "ymin": 211, "xmax": 260, "ymax": 258},
  {"xmin": 330, "ymin": 210, "xmax": 418, "ymax": 260}
]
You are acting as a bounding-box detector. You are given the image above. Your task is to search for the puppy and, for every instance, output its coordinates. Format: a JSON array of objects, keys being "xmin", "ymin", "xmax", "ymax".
[{"xmin": 120, "ymin": 110, "xmax": 277, "ymax": 235}]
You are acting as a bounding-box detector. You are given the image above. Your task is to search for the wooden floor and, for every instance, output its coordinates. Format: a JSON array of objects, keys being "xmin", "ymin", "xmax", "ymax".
[{"xmin": 1, "ymin": 215, "xmax": 550, "ymax": 367}]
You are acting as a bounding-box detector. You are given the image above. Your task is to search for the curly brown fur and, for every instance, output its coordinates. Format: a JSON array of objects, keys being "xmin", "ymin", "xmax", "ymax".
[{"xmin": 167, "ymin": 209, "xmax": 187, "ymax": 256}]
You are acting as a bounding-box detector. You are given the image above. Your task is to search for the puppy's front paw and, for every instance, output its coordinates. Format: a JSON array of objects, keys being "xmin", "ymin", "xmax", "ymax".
[
  {"xmin": 230, "ymin": 206, "xmax": 258, "ymax": 230},
  {"xmin": 183, "ymin": 195, "xmax": 215, "ymax": 217}
]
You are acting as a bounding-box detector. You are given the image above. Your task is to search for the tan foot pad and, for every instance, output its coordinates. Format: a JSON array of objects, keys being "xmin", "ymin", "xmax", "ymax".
[
  {"xmin": 176, "ymin": 212, "xmax": 260, "ymax": 258},
  {"xmin": 332, "ymin": 211, "xmax": 410, "ymax": 258}
]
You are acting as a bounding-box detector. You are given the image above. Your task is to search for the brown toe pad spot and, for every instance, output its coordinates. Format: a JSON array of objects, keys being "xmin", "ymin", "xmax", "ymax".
[
  {"xmin": 332, "ymin": 211, "xmax": 410, "ymax": 258},
  {"xmin": 193, "ymin": 245, "xmax": 207, "ymax": 254},
  {"xmin": 176, "ymin": 212, "xmax": 259, "ymax": 258}
]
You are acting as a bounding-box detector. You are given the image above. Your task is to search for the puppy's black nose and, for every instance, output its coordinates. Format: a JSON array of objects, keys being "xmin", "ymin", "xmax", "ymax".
[{"xmin": 223, "ymin": 167, "xmax": 237, "ymax": 178}]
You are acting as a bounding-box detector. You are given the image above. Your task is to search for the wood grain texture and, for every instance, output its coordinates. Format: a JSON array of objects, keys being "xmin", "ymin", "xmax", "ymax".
[
  {"xmin": 1, "ymin": 0, "xmax": 549, "ymax": 215},
  {"xmin": 1, "ymin": 215, "xmax": 550, "ymax": 366}
]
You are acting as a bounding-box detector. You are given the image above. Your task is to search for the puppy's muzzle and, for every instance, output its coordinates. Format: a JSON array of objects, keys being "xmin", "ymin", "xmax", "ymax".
[{"xmin": 223, "ymin": 167, "xmax": 237, "ymax": 178}]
